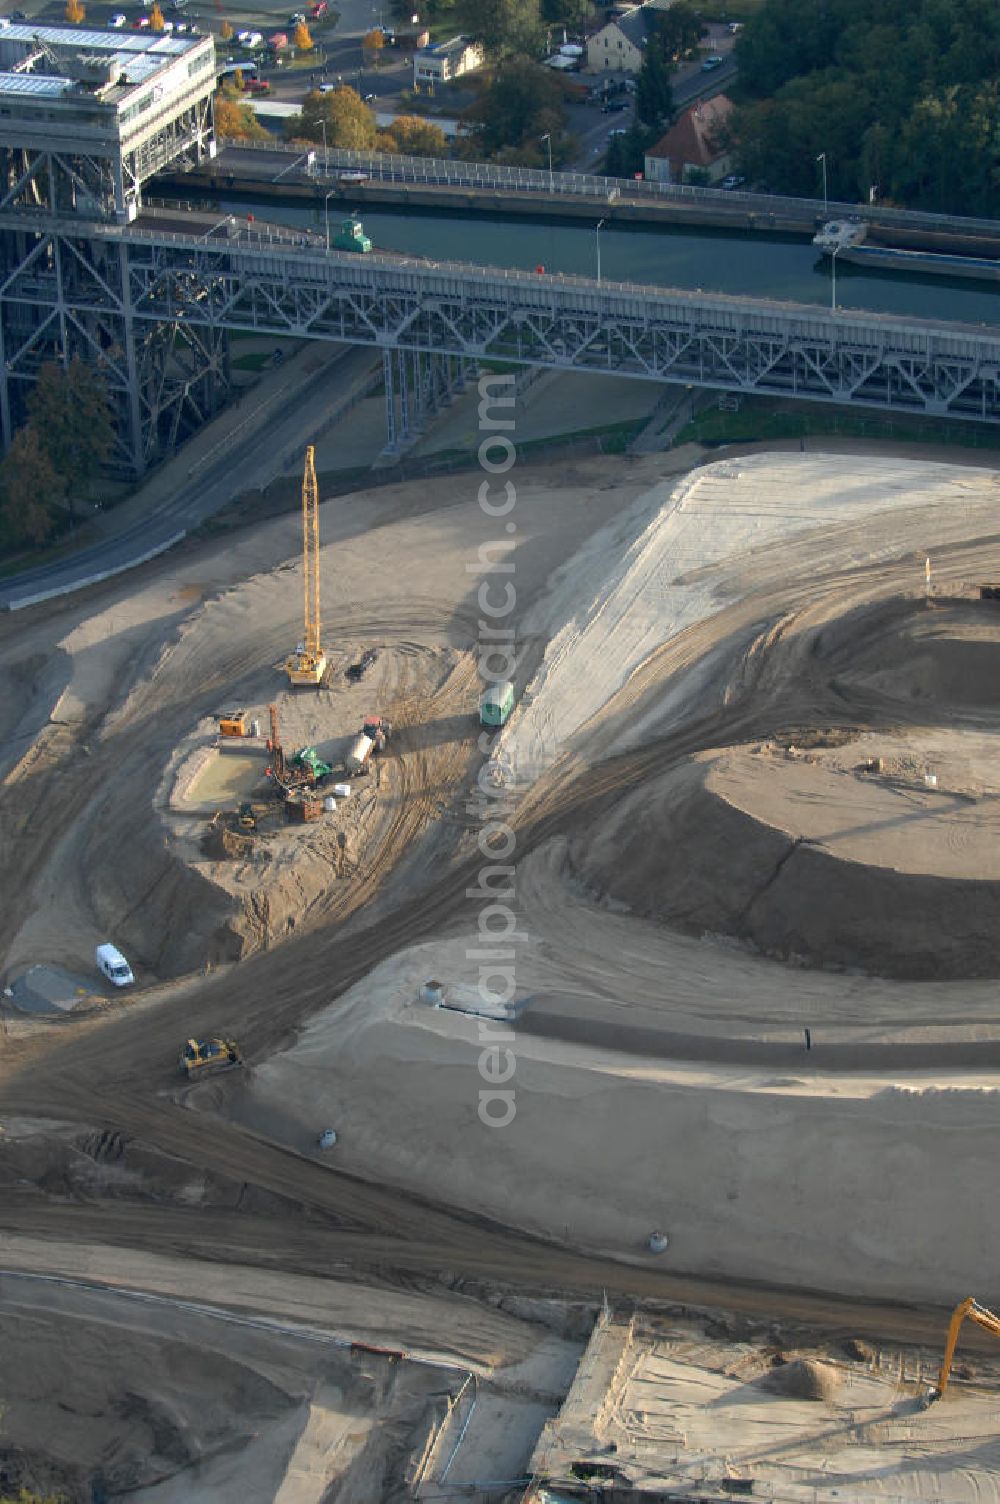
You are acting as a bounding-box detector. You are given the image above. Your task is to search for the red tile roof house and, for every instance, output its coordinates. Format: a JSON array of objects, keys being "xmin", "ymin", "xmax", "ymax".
[{"xmin": 644, "ymin": 94, "xmax": 734, "ymax": 184}]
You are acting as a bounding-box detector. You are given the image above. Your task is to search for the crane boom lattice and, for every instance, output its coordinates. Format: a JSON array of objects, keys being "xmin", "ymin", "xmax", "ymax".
[
  {"xmin": 284, "ymin": 445, "xmax": 327, "ymax": 687},
  {"xmin": 303, "ymin": 445, "xmax": 321, "ymax": 660}
]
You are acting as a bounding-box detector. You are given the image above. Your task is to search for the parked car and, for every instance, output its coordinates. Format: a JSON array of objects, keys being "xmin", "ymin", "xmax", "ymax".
[
  {"xmin": 363, "ymin": 92, "xmax": 375, "ymax": 102},
  {"xmin": 721, "ymin": 174, "xmax": 746, "ymax": 190},
  {"xmin": 309, "ymin": 0, "xmax": 328, "ymax": 15},
  {"xmin": 318, "ymin": 80, "xmax": 335, "ymax": 91},
  {"xmin": 109, "ymin": 11, "xmax": 127, "ymax": 23},
  {"xmin": 245, "ymin": 78, "xmax": 271, "ymax": 93},
  {"xmin": 701, "ymin": 54, "xmax": 724, "ymax": 71},
  {"xmin": 602, "ymin": 100, "xmax": 627, "ymax": 113},
  {"xmin": 95, "ymin": 943, "xmax": 135, "ymax": 989},
  {"xmin": 339, "ymin": 170, "xmax": 370, "ymax": 182}
]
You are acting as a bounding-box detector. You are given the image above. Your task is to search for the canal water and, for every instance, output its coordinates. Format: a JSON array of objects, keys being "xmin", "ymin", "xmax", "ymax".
[{"xmin": 219, "ymin": 194, "xmax": 1000, "ymax": 327}]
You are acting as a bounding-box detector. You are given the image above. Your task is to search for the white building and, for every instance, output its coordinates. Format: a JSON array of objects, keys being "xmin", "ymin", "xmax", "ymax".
[
  {"xmin": 585, "ymin": 5, "xmax": 657, "ymax": 74},
  {"xmin": 413, "ymin": 35, "xmax": 484, "ymax": 88}
]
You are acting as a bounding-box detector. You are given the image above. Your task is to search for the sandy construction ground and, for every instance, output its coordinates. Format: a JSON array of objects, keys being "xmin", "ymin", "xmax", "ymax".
[
  {"xmin": 532, "ymin": 1309, "xmax": 1000, "ymax": 1501},
  {"xmin": 6, "ymin": 445, "xmax": 1000, "ymax": 1494}
]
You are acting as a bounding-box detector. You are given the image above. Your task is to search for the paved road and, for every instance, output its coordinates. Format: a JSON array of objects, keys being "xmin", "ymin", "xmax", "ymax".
[
  {"xmin": 567, "ymin": 30, "xmax": 738, "ymax": 171},
  {"xmin": 0, "ymin": 341, "xmax": 376, "ymax": 610}
]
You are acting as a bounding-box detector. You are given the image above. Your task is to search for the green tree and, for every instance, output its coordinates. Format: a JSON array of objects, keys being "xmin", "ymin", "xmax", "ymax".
[
  {"xmin": 653, "ymin": 1, "xmax": 705, "ymax": 60},
  {"xmin": 27, "ymin": 357, "xmax": 114, "ymax": 512},
  {"xmin": 461, "ymin": 57, "xmax": 568, "ymax": 158},
  {"xmin": 473, "ymin": 0, "xmax": 545, "ymax": 59},
  {"xmin": 635, "ymin": 39, "xmax": 674, "ymax": 131},
  {"xmin": 540, "ymin": 0, "xmax": 593, "ymax": 25},
  {"xmin": 288, "ymin": 87, "xmax": 378, "ymax": 150},
  {"xmin": 382, "ymin": 114, "xmax": 449, "ymax": 156},
  {"xmin": 1, "ymin": 1492, "xmax": 67, "ymax": 1504},
  {"xmin": 0, "ymin": 424, "xmax": 65, "ymax": 548},
  {"xmin": 605, "ymin": 120, "xmax": 648, "ymax": 179},
  {"xmin": 732, "ymin": 0, "xmax": 1000, "ymax": 213}
]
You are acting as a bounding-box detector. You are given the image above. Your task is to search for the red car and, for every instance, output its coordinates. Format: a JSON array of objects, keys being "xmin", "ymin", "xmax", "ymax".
[
  {"xmin": 309, "ymin": 1, "xmax": 327, "ymax": 15},
  {"xmin": 245, "ymin": 79, "xmax": 272, "ymax": 94}
]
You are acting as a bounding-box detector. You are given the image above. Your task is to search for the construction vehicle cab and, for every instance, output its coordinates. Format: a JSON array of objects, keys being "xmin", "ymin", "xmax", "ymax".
[
  {"xmin": 480, "ymin": 681, "xmax": 515, "ymax": 727},
  {"xmin": 219, "ymin": 709, "xmax": 247, "ymax": 737},
  {"xmin": 238, "ymin": 802, "xmax": 257, "ymax": 830},
  {"xmin": 180, "ymin": 1037, "xmax": 243, "ymax": 1078},
  {"xmin": 291, "ymin": 746, "xmax": 333, "ymax": 781},
  {"xmin": 363, "ymin": 714, "xmax": 390, "ymax": 748}
]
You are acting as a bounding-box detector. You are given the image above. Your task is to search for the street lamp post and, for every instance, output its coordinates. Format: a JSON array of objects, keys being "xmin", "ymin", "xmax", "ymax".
[
  {"xmin": 595, "ymin": 216, "xmax": 606, "ymax": 283},
  {"xmin": 816, "ymin": 151, "xmax": 828, "ymax": 212},
  {"xmin": 321, "ymin": 118, "xmax": 328, "ymax": 173},
  {"xmin": 324, "ymin": 187, "xmax": 338, "ymax": 251},
  {"xmin": 831, "ymin": 243, "xmax": 839, "ymax": 312},
  {"xmin": 540, "ymin": 131, "xmax": 553, "ymax": 192}
]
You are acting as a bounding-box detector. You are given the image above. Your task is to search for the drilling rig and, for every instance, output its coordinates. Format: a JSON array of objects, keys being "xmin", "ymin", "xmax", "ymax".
[{"xmin": 285, "ymin": 445, "xmax": 327, "ymax": 688}]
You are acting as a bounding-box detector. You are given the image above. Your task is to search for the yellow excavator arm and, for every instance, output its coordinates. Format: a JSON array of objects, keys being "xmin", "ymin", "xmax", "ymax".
[{"xmin": 934, "ymin": 1297, "xmax": 1000, "ymax": 1398}]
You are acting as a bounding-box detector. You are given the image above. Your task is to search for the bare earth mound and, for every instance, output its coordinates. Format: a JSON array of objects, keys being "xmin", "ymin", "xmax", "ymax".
[
  {"xmin": 573, "ymin": 603, "xmax": 1000, "ymax": 979},
  {"xmin": 757, "ymin": 1357, "xmax": 841, "ymax": 1402}
]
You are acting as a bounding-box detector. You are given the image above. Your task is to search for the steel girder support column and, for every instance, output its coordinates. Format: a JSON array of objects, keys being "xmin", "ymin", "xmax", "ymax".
[
  {"xmin": 0, "ymin": 277, "xmax": 10, "ymax": 453},
  {"xmin": 383, "ymin": 347, "xmax": 397, "ymax": 450},
  {"xmin": 118, "ymin": 242, "xmax": 146, "ymax": 475},
  {"xmin": 396, "ymin": 348, "xmax": 411, "ymax": 442}
]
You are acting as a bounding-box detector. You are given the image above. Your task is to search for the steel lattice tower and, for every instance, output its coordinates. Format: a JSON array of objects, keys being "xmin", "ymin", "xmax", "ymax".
[{"xmin": 0, "ymin": 23, "xmax": 224, "ymax": 472}]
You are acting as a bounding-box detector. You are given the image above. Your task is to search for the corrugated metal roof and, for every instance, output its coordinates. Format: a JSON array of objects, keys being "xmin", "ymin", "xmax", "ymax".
[
  {"xmin": 0, "ymin": 24, "xmax": 207, "ymax": 99},
  {"xmin": 0, "ymin": 71, "xmax": 70, "ymax": 95},
  {"xmin": 0, "ymin": 22, "xmax": 193, "ymax": 54}
]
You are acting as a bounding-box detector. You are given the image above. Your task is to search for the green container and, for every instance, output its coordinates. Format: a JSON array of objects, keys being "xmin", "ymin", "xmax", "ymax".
[
  {"xmin": 333, "ymin": 216, "xmax": 372, "ymax": 253},
  {"xmin": 480, "ymin": 680, "xmax": 515, "ymax": 727}
]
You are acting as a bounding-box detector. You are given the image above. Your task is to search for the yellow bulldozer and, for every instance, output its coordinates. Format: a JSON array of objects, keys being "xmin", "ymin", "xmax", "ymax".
[{"xmin": 180, "ymin": 1037, "xmax": 243, "ymax": 1079}]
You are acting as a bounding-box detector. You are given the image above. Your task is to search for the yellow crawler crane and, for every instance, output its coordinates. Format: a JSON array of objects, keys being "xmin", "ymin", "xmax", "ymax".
[
  {"xmin": 285, "ymin": 445, "xmax": 327, "ymax": 687},
  {"xmin": 927, "ymin": 1296, "xmax": 1000, "ymax": 1402}
]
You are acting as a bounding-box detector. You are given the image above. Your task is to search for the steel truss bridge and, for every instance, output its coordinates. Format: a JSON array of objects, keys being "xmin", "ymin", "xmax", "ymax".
[{"xmin": 5, "ymin": 209, "xmax": 1000, "ymax": 474}]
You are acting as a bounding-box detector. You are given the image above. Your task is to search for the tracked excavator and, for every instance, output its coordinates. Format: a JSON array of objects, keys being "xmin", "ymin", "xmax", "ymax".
[{"xmin": 923, "ymin": 1296, "xmax": 1000, "ymax": 1404}]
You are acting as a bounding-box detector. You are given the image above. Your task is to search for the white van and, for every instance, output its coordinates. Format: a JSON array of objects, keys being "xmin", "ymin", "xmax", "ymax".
[{"xmin": 96, "ymin": 943, "xmax": 134, "ymax": 988}]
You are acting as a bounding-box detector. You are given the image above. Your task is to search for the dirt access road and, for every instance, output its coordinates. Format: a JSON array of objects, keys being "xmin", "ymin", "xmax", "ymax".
[{"xmin": 5, "ymin": 447, "xmax": 1000, "ymax": 1365}]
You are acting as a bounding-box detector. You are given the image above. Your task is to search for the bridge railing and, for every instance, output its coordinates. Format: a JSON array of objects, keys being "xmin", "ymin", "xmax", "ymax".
[
  {"xmin": 92, "ymin": 213, "xmax": 998, "ymax": 344},
  {"xmin": 214, "ymin": 137, "xmax": 1000, "ymax": 239}
]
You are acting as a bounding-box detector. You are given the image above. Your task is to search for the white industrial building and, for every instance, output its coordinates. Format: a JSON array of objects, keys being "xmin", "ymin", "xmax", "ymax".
[{"xmin": 0, "ymin": 21, "xmax": 216, "ymax": 221}]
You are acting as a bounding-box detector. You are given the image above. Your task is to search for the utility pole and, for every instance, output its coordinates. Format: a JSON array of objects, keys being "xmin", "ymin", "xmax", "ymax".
[
  {"xmin": 816, "ymin": 151, "xmax": 828, "ymax": 212},
  {"xmin": 540, "ymin": 131, "xmax": 553, "ymax": 192}
]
